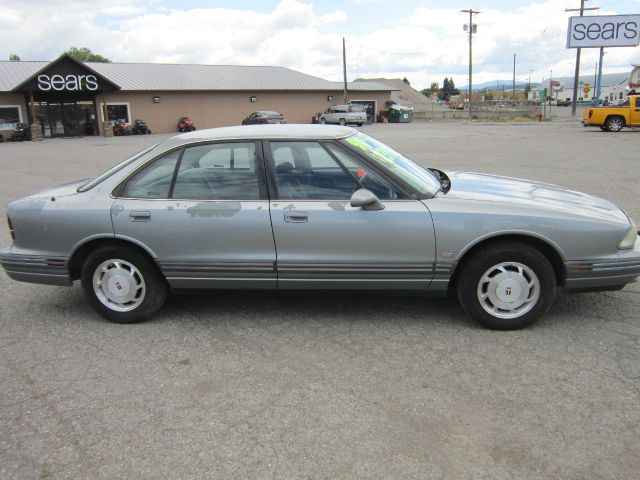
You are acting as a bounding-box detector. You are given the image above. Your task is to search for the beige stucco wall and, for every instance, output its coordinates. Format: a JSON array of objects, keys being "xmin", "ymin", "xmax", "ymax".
[
  {"xmin": 98, "ymin": 91, "xmax": 391, "ymax": 134},
  {"xmin": 0, "ymin": 93, "xmax": 28, "ymax": 136}
]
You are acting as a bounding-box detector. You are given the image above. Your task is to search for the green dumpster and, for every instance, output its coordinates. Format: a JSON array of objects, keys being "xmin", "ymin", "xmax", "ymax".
[{"xmin": 388, "ymin": 104, "xmax": 413, "ymax": 123}]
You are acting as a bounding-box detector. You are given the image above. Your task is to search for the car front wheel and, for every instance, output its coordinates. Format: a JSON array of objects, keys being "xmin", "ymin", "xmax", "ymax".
[
  {"xmin": 456, "ymin": 243, "xmax": 556, "ymax": 330},
  {"xmin": 81, "ymin": 246, "xmax": 168, "ymax": 323}
]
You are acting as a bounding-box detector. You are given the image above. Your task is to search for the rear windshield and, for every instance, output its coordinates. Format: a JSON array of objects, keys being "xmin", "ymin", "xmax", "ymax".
[{"xmin": 77, "ymin": 144, "xmax": 158, "ymax": 192}]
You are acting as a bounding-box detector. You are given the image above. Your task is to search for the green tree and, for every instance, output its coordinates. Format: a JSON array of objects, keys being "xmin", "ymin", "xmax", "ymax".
[
  {"xmin": 402, "ymin": 77, "xmax": 410, "ymax": 85},
  {"xmin": 421, "ymin": 81, "xmax": 440, "ymax": 97},
  {"xmin": 9, "ymin": 53, "xmax": 20, "ymax": 61},
  {"xmin": 524, "ymin": 83, "xmax": 531, "ymax": 99},
  {"xmin": 441, "ymin": 77, "xmax": 458, "ymax": 101},
  {"xmin": 65, "ymin": 47, "xmax": 110, "ymax": 63}
]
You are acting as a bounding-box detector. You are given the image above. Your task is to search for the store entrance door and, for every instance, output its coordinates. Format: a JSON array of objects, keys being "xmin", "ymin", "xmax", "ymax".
[{"xmin": 35, "ymin": 100, "xmax": 98, "ymax": 137}]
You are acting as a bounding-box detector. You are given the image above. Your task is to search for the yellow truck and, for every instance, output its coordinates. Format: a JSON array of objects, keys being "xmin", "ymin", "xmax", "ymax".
[{"xmin": 583, "ymin": 93, "xmax": 640, "ymax": 132}]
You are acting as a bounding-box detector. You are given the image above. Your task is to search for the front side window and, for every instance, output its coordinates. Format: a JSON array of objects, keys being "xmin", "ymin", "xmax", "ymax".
[
  {"xmin": 342, "ymin": 132, "xmax": 440, "ymax": 198},
  {"xmin": 324, "ymin": 144, "xmax": 401, "ymax": 200},
  {"xmin": 172, "ymin": 143, "xmax": 259, "ymax": 200},
  {"xmin": 271, "ymin": 142, "xmax": 359, "ymax": 199}
]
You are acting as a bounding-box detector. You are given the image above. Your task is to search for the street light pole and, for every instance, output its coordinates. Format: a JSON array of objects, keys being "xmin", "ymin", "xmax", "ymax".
[{"xmin": 461, "ymin": 9, "xmax": 480, "ymax": 121}]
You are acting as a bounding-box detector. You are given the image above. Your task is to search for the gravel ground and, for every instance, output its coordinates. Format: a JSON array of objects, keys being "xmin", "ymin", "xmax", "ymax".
[{"xmin": 0, "ymin": 122, "xmax": 638, "ymax": 479}]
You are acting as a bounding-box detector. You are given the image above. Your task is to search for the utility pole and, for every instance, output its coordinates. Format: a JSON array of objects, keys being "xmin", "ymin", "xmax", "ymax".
[
  {"xmin": 461, "ymin": 9, "xmax": 480, "ymax": 121},
  {"xmin": 595, "ymin": 48, "xmax": 604, "ymax": 106},
  {"xmin": 512, "ymin": 53, "xmax": 516, "ymax": 102},
  {"xmin": 342, "ymin": 37, "xmax": 348, "ymax": 104},
  {"xmin": 566, "ymin": 0, "xmax": 599, "ymax": 116}
]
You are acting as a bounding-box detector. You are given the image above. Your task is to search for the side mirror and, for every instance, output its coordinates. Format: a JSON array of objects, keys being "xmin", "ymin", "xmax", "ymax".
[{"xmin": 350, "ymin": 189, "xmax": 384, "ymax": 211}]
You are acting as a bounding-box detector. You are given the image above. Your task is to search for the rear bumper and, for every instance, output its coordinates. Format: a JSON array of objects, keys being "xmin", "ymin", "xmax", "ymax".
[{"xmin": 0, "ymin": 248, "xmax": 72, "ymax": 286}]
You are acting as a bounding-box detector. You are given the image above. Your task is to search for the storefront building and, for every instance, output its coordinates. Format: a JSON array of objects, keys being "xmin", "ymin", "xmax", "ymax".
[{"xmin": 0, "ymin": 54, "xmax": 393, "ymax": 138}]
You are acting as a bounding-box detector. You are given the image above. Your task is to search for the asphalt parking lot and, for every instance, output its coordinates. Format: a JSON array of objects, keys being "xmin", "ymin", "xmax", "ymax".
[{"xmin": 1, "ymin": 121, "xmax": 639, "ymax": 479}]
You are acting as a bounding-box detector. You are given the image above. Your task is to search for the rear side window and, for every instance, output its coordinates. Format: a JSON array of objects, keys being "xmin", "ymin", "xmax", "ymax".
[
  {"xmin": 172, "ymin": 143, "xmax": 259, "ymax": 200},
  {"xmin": 121, "ymin": 150, "xmax": 181, "ymax": 198}
]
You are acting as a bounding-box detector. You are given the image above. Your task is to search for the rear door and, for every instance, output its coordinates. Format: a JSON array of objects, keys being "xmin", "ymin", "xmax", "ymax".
[
  {"xmin": 111, "ymin": 141, "xmax": 276, "ymax": 289},
  {"xmin": 265, "ymin": 140, "xmax": 436, "ymax": 289}
]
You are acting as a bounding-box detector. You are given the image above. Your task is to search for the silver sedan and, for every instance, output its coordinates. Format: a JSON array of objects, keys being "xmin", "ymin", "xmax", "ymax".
[{"xmin": 2, "ymin": 125, "xmax": 639, "ymax": 329}]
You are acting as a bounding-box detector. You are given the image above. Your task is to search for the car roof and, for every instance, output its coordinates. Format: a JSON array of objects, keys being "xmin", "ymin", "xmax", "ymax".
[{"xmin": 158, "ymin": 124, "xmax": 357, "ymax": 149}]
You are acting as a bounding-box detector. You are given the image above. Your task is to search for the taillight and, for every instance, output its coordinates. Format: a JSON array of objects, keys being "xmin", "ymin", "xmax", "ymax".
[
  {"xmin": 588, "ymin": 110, "xmax": 593, "ymax": 118},
  {"xmin": 7, "ymin": 216, "xmax": 15, "ymax": 240},
  {"xmin": 348, "ymin": 106, "xmax": 353, "ymax": 112}
]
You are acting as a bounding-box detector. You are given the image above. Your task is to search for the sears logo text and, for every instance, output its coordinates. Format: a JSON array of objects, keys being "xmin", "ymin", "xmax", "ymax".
[{"xmin": 37, "ymin": 74, "xmax": 99, "ymax": 91}]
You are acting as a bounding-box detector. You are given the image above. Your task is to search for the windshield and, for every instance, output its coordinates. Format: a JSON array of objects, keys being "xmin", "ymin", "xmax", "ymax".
[
  {"xmin": 341, "ymin": 132, "xmax": 441, "ymax": 197},
  {"xmin": 77, "ymin": 144, "xmax": 158, "ymax": 192}
]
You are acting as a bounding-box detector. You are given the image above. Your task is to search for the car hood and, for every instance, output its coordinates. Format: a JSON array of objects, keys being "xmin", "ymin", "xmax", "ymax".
[
  {"xmin": 443, "ymin": 171, "xmax": 629, "ymax": 223},
  {"xmin": 27, "ymin": 179, "xmax": 90, "ymax": 199}
]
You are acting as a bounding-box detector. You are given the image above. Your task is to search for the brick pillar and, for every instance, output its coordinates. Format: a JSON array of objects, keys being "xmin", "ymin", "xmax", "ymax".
[
  {"xmin": 103, "ymin": 121, "xmax": 113, "ymax": 137},
  {"xmin": 30, "ymin": 123, "xmax": 43, "ymax": 141}
]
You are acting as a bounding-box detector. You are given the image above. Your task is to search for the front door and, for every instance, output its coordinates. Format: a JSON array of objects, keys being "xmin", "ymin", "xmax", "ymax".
[
  {"xmin": 265, "ymin": 140, "xmax": 436, "ymax": 289},
  {"xmin": 631, "ymin": 97, "xmax": 640, "ymax": 126},
  {"xmin": 111, "ymin": 141, "xmax": 276, "ymax": 289}
]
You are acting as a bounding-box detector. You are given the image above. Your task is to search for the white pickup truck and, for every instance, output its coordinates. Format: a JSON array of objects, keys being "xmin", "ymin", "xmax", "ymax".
[{"xmin": 319, "ymin": 104, "xmax": 367, "ymax": 126}]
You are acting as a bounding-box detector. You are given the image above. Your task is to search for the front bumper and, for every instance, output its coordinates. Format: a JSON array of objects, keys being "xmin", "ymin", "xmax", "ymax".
[
  {"xmin": 0, "ymin": 248, "xmax": 72, "ymax": 286},
  {"xmin": 564, "ymin": 245, "xmax": 640, "ymax": 291}
]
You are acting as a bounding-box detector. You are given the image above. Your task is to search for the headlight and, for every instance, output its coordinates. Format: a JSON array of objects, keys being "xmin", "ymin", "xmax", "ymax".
[{"xmin": 619, "ymin": 218, "xmax": 638, "ymax": 250}]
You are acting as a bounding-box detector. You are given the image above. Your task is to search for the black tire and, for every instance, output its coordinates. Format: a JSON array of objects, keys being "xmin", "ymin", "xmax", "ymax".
[
  {"xmin": 604, "ymin": 116, "xmax": 624, "ymax": 132},
  {"xmin": 339, "ymin": 118, "xmax": 346, "ymax": 126},
  {"xmin": 456, "ymin": 242, "xmax": 556, "ymax": 330},
  {"xmin": 357, "ymin": 123, "xmax": 363, "ymax": 127},
  {"xmin": 81, "ymin": 245, "xmax": 168, "ymax": 324},
  {"xmin": 599, "ymin": 126, "xmax": 607, "ymax": 131},
  {"xmin": 320, "ymin": 118, "xmax": 327, "ymax": 124}
]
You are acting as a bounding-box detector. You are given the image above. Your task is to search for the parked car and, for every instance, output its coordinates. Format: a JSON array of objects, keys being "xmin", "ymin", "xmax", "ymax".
[
  {"xmin": 1, "ymin": 125, "xmax": 638, "ymax": 329},
  {"xmin": 319, "ymin": 104, "xmax": 367, "ymax": 126},
  {"xmin": 178, "ymin": 117, "xmax": 196, "ymax": 132},
  {"xmin": 242, "ymin": 111, "xmax": 286, "ymax": 125},
  {"xmin": 112, "ymin": 119, "xmax": 130, "ymax": 136}
]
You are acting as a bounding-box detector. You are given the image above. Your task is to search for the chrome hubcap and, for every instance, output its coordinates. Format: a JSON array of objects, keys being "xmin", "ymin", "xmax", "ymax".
[
  {"xmin": 93, "ymin": 259, "xmax": 146, "ymax": 312},
  {"xmin": 477, "ymin": 262, "xmax": 540, "ymax": 319}
]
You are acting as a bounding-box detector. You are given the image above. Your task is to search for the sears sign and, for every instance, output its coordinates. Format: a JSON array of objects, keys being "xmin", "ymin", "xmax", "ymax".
[
  {"xmin": 37, "ymin": 74, "xmax": 99, "ymax": 92},
  {"xmin": 567, "ymin": 15, "xmax": 640, "ymax": 48}
]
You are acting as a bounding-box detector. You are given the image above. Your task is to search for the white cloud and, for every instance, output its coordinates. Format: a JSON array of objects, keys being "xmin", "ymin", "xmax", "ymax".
[{"xmin": 1, "ymin": 0, "xmax": 637, "ymax": 90}]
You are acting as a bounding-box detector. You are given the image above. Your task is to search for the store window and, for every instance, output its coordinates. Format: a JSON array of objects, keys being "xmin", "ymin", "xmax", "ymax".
[
  {"xmin": 101, "ymin": 103, "xmax": 131, "ymax": 124},
  {"xmin": 0, "ymin": 106, "xmax": 23, "ymax": 130}
]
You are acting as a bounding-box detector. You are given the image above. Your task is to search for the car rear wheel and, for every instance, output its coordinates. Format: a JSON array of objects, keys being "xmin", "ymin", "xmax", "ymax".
[
  {"xmin": 456, "ymin": 243, "xmax": 556, "ymax": 330},
  {"xmin": 605, "ymin": 116, "xmax": 624, "ymax": 132},
  {"xmin": 81, "ymin": 246, "xmax": 168, "ymax": 324},
  {"xmin": 339, "ymin": 118, "xmax": 346, "ymax": 126},
  {"xmin": 320, "ymin": 118, "xmax": 327, "ymax": 124}
]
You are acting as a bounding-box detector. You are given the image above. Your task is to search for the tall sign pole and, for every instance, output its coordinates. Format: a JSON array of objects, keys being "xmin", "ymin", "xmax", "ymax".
[
  {"xmin": 461, "ymin": 9, "xmax": 480, "ymax": 121},
  {"xmin": 512, "ymin": 53, "xmax": 516, "ymax": 102},
  {"xmin": 566, "ymin": 1, "xmax": 599, "ymax": 116},
  {"xmin": 342, "ymin": 37, "xmax": 348, "ymax": 104}
]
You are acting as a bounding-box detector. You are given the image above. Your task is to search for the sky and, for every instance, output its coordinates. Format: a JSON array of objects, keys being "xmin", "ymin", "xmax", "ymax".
[{"xmin": 1, "ymin": 0, "xmax": 639, "ymax": 90}]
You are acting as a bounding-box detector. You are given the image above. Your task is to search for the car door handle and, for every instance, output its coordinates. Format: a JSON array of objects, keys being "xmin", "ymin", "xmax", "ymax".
[
  {"xmin": 284, "ymin": 211, "xmax": 308, "ymax": 223},
  {"xmin": 129, "ymin": 211, "xmax": 151, "ymax": 222}
]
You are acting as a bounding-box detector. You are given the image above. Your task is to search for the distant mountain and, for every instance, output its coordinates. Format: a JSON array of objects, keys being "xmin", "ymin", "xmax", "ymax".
[{"xmin": 464, "ymin": 80, "xmax": 528, "ymax": 92}]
